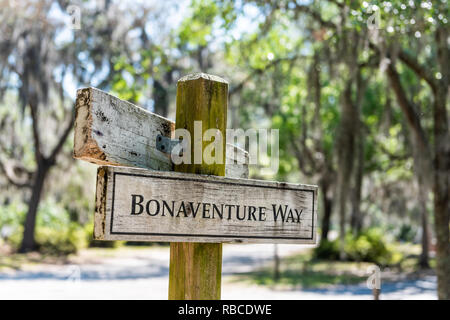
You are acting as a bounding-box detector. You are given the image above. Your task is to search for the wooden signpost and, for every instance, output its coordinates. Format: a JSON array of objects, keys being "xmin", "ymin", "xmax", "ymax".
[{"xmin": 73, "ymin": 73, "xmax": 318, "ymax": 300}]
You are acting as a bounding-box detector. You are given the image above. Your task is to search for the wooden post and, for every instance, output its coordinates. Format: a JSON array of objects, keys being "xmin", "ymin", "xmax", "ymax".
[
  {"xmin": 373, "ymin": 288, "xmax": 380, "ymax": 300},
  {"xmin": 168, "ymin": 73, "xmax": 228, "ymax": 300}
]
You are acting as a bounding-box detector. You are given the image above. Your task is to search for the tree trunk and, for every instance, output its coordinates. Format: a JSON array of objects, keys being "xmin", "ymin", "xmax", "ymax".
[
  {"xmin": 418, "ymin": 197, "xmax": 430, "ymax": 268},
  {"xmin": 336, "ymin": 82, "xmax": 356, "ymax": 259},
  {"xmin": 414, "ymin": 172, "xmax": 430, "ymax": 268},
  {"xmin": 273, "ymin": 244, "xmax": 280, "ymax": 281},
  {"xmin": 320, "ymin": 181, "xmax": 333, "ymax": 241},
  {"xmin": 153, "ymin": 80, "xmax": 169, "ymax": 117},
  {"xmin": 433, "ymin": 25, "xmax": 450, "ymax": 301},
  {"xmin": 388, "ymin": 68, "xmax": 449, "ymax": 297},
  {"xmin": 19, "ymin": 163, "xmax": 49, "ymax": 253},
  {"xmin": 350, "ymin": 121, "xmax": 364, "ymax": 234},
  {"xmin": 433, "ymin": 177, "xmax": 450, "ymax": 300},
  {"xmin": 405, "ymin": 121, "xmax": 431, "ymax": 268},
  {"xmin": 432, "ymin": 83, "xmax": 449, "ymax": 299}
]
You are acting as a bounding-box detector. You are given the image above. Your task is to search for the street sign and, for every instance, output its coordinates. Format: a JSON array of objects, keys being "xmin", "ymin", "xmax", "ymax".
[
  {"xmin": 94, "ymin": 165, "xmax": 317, "ymax": 244},
  {"xmin": 73, "ymin": 73, "xmax": 319, "ymax": 299}
]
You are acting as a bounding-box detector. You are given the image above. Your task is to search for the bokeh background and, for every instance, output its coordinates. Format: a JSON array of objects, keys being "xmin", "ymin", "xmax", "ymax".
[{"xmin": 0, "ymin": 0, "xmax": 448, "ymax": 299}]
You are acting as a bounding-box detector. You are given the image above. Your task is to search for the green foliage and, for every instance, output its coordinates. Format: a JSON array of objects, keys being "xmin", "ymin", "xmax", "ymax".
[
  {"xmin": 178, "ymin": 0, "xmax": 218, "ymax": 47},
  {"xmin": 1, "ymin": 0, "xmax": 443, "ymax": 261},
  {"xmin": 0, "ymin": 201, "xmax": 26, "ymax": 248},
  {"xmin": 313, "ymin": 238, "xmax": 340, "ymax": 261},
  {"xmin": 314, "ymin": 228, "xmax": 402, "ymax": 266},
  {"xmin": 234, "ymin": 250, "xmax": 368, "ymax": 288},
  {"xmin": 89, "ymin": 238, "xmax": 122, "ymax": 249},
  {"xmin": 396, "ymin": 224, "xmax": 417, "ymax": 242},
  {"xmin": 345, "ymin": 229, "xmax": 393, "ymax": 264},
  {"xmin": 111, "ymin": 67, "xmax": 144, "ymax": 104},
  {"xmin": 35, "ymin": 222, "xmax": 87, "ymax": 255},
  {"xmin": 82, "ymin": 222, "xmax": 122, "ymax": 249},
  {"xmin": 235, "ymin": 268, "xmax": 364, "ymax": 288},
  {"xmin": 0, "ymin": 200, "xmax": 90, "ymax": 255},
  {"xmin": 35, "ymin": 201, "xmax": 90, "ymax": 254}
]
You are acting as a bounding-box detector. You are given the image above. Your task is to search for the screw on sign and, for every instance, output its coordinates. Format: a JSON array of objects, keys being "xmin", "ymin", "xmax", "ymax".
[{"xmin": 73, "ymin": 73, "xmax": 318, "ymax": 300}]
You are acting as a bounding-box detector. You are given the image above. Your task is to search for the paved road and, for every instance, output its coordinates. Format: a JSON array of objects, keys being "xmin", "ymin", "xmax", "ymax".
[{"xmin": 0, "ymin": 244, "xmax": 437, "ymax": 300}]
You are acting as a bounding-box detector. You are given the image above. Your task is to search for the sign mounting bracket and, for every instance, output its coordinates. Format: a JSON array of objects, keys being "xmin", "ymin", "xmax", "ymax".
[{"xmin": 156, "ymin": 134, "xmax": 181, "ymax": 155}]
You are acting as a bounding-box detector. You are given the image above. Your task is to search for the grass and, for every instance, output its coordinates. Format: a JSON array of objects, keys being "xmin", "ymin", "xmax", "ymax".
[
  {"xmin": 0, "ymin": 251, "xmax": 71, "ymax": 271},
  {"xmin": 230, "ymin": 243, "xmax": 433, "ymax": 289},
  {"xmin": 0, "ymin": 244, "xmax": 168, "ymax": 271},
  {"xmin": 230, "ymin": 250, "xmax": 370, "ymax": 289},
  {"xmin": 0, "ymin": 241, "xmax": 435, "ymax": 289},
  {"xmin": 233, "ymin": 268, "xmax": 365, "ymax": 288}
]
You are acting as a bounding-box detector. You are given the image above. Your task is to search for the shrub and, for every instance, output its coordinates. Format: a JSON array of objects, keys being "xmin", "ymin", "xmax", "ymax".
[
  {"xmin": 85, "ymin": 222, "xmax": 122, "ymax": 248},
  {"xmin": 314, "ymin": 228, "xmax": 400, "ymax": 265},
  {"xmin": 33, "ymin": 200, "xmax": 89, "ymax": 255},
  {"xmin": 396, "ymin": 224, "xmax": 417, "ymax": 242},
  {"xmin": 0, "ymin": 201, "xmax": 26, "ymax": 248},
  {"xmin": 36, "ymin": 222, "xmax": 87, "ymax": 255},
  {"xmin": 88, "ymin": 239, "xmax": 122, "ymax": 248},
  {"xmin": 1, "ymin": 199, "xmax": 91, "ymax": 255},
  {"xmin": 345, "ymin": 228, "xmax": 392, "ymax": 264},
  {"xmin": 313, "ymin": 239, "xmax": 340, "ymax": 260}
]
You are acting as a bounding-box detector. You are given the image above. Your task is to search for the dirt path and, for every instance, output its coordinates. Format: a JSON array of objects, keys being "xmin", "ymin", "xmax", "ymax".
[{"xmin": 0, "ymin": 244, "xmax": 437, "ymax": 299}]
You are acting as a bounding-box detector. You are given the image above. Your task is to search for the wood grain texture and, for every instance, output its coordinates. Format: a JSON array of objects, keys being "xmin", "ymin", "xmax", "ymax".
[
  {"xmin": 74, "ymin": 87, "xmax": 174, "ymax": 171},
  {"xmin": 170, "ymin": 73, "xmax": 227, "ymax": 300},
  {"xmin": 73, "ymin": 87, "xmax": 248, "ymax": 178},
  {"xmin": 225, "ymin": 143, "xmax": 248, "ymax": 179},
  {"xmin": 94, "ymin": 165, "xmax": 318, "ymax": 244}
]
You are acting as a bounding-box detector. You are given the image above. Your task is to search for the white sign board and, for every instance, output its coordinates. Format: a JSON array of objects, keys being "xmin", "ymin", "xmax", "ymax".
[{"xmin": 95, "ymin": 166, "xmax": 317, "ymax": 244}]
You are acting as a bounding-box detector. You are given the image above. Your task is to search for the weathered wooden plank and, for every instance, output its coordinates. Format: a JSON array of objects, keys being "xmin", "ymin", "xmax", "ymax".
[
  {"xmin": 225, "ymin": 143, "xmax": 248, "ymax": 179},
  {"xmin": 170, "ymin": 73, "xmax": 228, "ymax": 300},
  {"xmin": 74, "ymin": 87, "xmax": 174, "ymax": 171},
  {"xmin": 73, "ymin": 87, "xmax": 248, "ymax": 178},
  {"xmin": 94, "ymin": 165, "xmax": 318, "ymax": 244}
]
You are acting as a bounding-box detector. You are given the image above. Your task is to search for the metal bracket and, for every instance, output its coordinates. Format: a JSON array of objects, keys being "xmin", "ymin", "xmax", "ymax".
[{"xmin": 156, "ymin": 134, "xmax": 182, "ymax": 155}]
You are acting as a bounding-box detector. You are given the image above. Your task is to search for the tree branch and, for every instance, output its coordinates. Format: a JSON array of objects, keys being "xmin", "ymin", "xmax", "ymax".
[
  {"xmin": 398, "ymin": 50, "xmax": 437, "ymax": 93},
  {"xmin": 291, "ymin": 140, "xmax": 315, "ymax": 177},
  {"xmin": 0, "ymin": 158, "xmax": 32, "ymax": 188},
  {"xmin": 28, "ymin": 94, "xmax": 43, "ymax": 162},
  {"xmin": 386, "ymin": 63, "xmax": 431, "ymax": 157},
  {"xmin": 292, "ymin": 3, "xmax": 336, "ymax": 29},
  {"xmin": 48, "ymin": 108, "xmax": 75, "ymax": 164},
  {"xmin": 288, "ymin": 126, "xmax": 318, "ymax": 177},
  {"xmin": 328, "ymin": 0, "xmax": 345, "ymax": 9},
  {"xmin": 230, "ymin": 54, "xmax": 305, "ymax": 95},
  {"xmin": 378, "ymin": 143, "xmax": 409, "ymax": 161}
]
